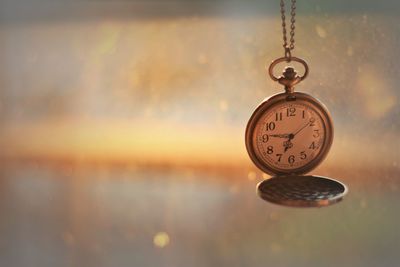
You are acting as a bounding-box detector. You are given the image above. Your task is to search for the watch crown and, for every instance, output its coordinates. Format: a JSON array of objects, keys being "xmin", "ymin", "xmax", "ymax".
[
  {"xmin": 278, "ymin": 66, "xmax": 302, "ymax": 95},
  {"xmin": 283, "ymin": 67, "xmax": 297, "ymax": 79}
]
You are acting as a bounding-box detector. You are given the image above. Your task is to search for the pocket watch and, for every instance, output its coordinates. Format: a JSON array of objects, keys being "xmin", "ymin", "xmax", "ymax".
[
  {"xmin": 247, "ymin": 0, "xmax": 347, "ymax": 208},
  {"xmin": 245, "ymin": 57, "xmax": 333, "ymax": 176}
]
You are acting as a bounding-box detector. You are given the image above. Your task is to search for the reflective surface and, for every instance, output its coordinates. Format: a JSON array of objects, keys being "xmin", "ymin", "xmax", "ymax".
[{"xmin": 0, "ymin": 163, "xmax": 399, "ymax": 267}]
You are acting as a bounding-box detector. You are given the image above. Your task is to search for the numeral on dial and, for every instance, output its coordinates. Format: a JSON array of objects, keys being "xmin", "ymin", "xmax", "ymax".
[
  {"xmin": 275, "ymin": 112, "xmax": 283, "ymax": 121},
  {"xmin": 313, "ymin": 129, "xmax": 320, "ymax": 138},
  {"xmin": 276, "ymin": 154, "xmax": 283, "ymax": 162},
  {"xmin": 288, "ymin": 155, "xmax": 295, "ymax": 164},
  {"xmin": 265, "ymin": 122, "xmax": 276, "ymax": 131},
  {"xmin": 262, "ymin": 134, "xmax": 269, "ymax": 143},
  {"xmin": 300, "ymin": 151, "xmax": 307, "ymax": 160},
  {"xmin": 267, "ymin": 146, "xmax": 274, "ymax": 154},
  {"xmin": 287, "ymin": 107, "xmax": 296, "ymax": 117},
  {"xmin": 309, "ymin": 118, "xmax": 316, "ymax": 126},
  {"xmin": 309, "ymin": 142, "xmax": 316, "ymax": 150}
]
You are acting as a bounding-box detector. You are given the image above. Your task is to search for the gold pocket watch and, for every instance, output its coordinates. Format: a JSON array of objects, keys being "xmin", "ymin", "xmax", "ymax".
[
  {"xmin": 247, "ymin": 0, "xmax": 347, "ymax": 207},
  {"xmin": 245, "ymin": 57, "xmax": 333, "ymax": 176}
]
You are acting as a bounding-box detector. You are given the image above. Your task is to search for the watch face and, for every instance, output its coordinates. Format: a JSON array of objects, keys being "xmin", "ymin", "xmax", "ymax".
[{"xmin": 246, "ymin": 92, "xmax": 333, "ymax": 175}]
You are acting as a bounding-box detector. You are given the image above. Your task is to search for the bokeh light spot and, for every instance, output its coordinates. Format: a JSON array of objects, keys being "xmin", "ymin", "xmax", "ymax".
[
  {"xmin": 153, "ymin": 232, "xmax": 170, "ymax": 248},
  {"xmin": 316, "ymin": 25, "xmax": 327, "ymax": 38},
  {"xmin": 247, "ymin": 171, "xmax": 256, "ymax": 181}
]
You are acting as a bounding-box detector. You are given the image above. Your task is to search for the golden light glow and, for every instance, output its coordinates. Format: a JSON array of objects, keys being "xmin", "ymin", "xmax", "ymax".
[
  {"xmin": 0, "ymin": 118, "xmax": 397, "ymax": 169},
  {"xmin": 153, "ymin": 232, "xmax": 170, "ymax": 248},
  {"xmin": 0, "ymin": 15, "xmax": 397, "ymax": 170}
]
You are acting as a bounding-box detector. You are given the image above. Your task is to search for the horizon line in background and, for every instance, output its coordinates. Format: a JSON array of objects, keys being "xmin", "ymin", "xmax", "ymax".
[{"xmin": 0, "ymin": 118, "xmax": 397, "ymax": 173}]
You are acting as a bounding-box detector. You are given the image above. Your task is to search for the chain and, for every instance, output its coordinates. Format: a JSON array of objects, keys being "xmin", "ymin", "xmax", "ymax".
[{"xmin": 280, "ymin": 0, "xmax": 296, "ymax": 59}]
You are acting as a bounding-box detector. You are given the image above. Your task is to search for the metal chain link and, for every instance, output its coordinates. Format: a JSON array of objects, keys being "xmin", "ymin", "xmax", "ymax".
[{"xmin": 280, "ymin": 0, "xmax": 296, "ymax": 58}]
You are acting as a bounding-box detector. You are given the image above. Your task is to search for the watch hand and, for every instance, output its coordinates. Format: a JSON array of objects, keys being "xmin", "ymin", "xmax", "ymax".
[
  {"xmin": 283, "ymin": 140, "xmax": 293, "ymax": 153},
  {"xmin": 293, "ymin": 118, "xmax": 315, "ymax": 137},
  {"xmin": 282, "ymin": 118, "xmax": 314, "ymax": 153},
  {"xmin": 283, "ymin": 133, "xmax": 294, "ymax": 153},
  {"xmin": 269, "ymin": 133, "xmax": 291, "ymax": 138}
]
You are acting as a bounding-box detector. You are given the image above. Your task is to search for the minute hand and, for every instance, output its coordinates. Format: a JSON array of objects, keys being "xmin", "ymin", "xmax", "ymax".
[{"xmin": 292, "ymin": 120, "xmax": 312, "ymax": 137}]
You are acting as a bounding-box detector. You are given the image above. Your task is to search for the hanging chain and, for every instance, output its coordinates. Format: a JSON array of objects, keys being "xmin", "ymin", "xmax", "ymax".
[
  {"xmin": 269, "ymin": 0, "xmax": 308, "ymax": 87},
  {"xmin": 280, "ymin": 0, "xmax": 296, "ymax": 59}
]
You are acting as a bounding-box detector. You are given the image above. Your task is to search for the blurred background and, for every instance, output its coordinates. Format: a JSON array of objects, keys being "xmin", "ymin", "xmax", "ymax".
[{"xmin": 0, "ymin": 0, "xmax": 399, "ymax": 266}]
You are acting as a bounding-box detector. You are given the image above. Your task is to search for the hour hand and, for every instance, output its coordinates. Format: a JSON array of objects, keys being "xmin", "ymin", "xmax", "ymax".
[
  {"xmin": 269, "ymin": 133, "xmax": 291, "ymax": 138},
  {"xmin": 283, "ymin": 140, "xmax": 293, "ymax": 153}
]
